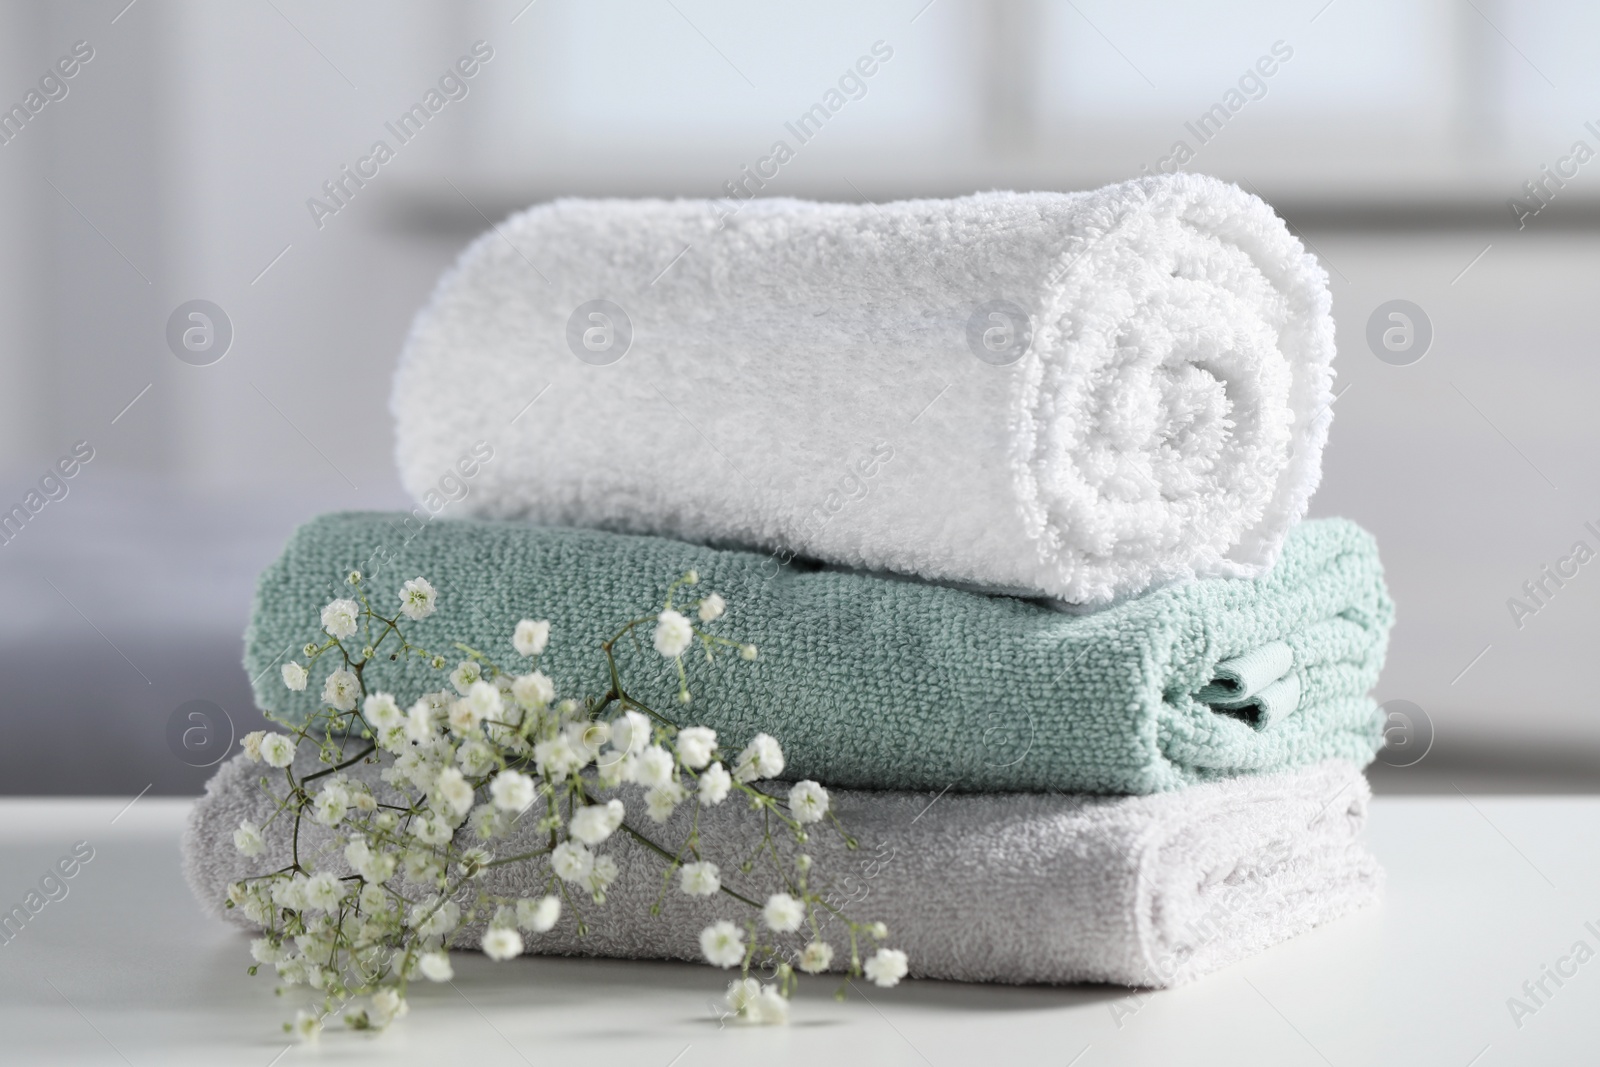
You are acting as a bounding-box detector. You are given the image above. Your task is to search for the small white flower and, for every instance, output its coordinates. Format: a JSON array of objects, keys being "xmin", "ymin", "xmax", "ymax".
[
  {"xmin": 588, "ymin": 854, "xmax": 619, "ymax": 894},
  {"xmin": 369, "ymin": 989, "xmax": 408, "ymax": 1026},
  {"xmin": 697, "ymin": 593, "xmax": 726, "ymax": 623},
  {"xmin": 633, "ymin": 745, "xmax": 676, "ymax": 788},
  {"xmin": 700, "ymin": 920, "xmax": 745, "ymax": 968},
  {"xmin": 867, "ymin": 921, "xmax": 888, "ymax": 939},
  {"xmin": 233, "ymin": 820, "xmax": 264, "ymax": 857},
  {"xmin": 303, "ymin": 871, "xmax": 345, "ymax": 912},
  {"xmin": 697, "ymin": 763, "xmax": 732, "ymax": 806},
  {"xmin": 511, "ymin": 671, "xmax": 555, "ymax": 710},
  {"xmin": 448, "ymin": 660, "xmax": 482, "ymax": 695},
  {"xmin": 458, "ymin": 740, "xmax": 496, "ymax": 776},
  {"xmin": 679, "ymin": 861, "xmax": 721, "ymax": 897},
  {"xmin": 551, "ymin": 841, "xmax": 594, "ymax": 883},
  {"xmin": 489, "ymin": 770, "xmax": 536, "ymax": 812},
  {"xmin": 322, "ymin": 668, "xmax": 359, "ymax": 712},
  {"xmin": 434, "ymin": 767, "xmax": 475, "ymax": 817},
  {"xmin": 405, "ymin": 698, "xmax": 438, "ymax": 743},
  {"xmin": 418, "ymin": 950, "xmax": 453, "ymax": 982},
  {"xmin": 798, "ymin": 940, "xmax": 834, "ymax": 974},
  {"xmin": 734, "ymin": 734, "xmax": 784, "ymax": 782},
  {"xmin": 512, "ymin": 618, "xmax": 551, "ymax": 657},
  {"xmin": 311, "ymin": 784, "xmax": 349, "ymax": 826},
  {"xmin": 645, "ymin": 782, "xmax": 686, "ymax": 822},
  {"xmin": 751, "ymin": 985, "xmax": 789, "ymax": 1024},
  {"xmin": 259, "ymin": 733, "xmax": 295, "ymax": 768},
  {"xmin": 726, "ymin": 976, "xmax": 761, "ymax": 1017},
  {"xmin": 517, "ymin": 895, "xmax": 561, "ymax": 933},
  {"xmin": 410, "ymin": 812, "xmax": 454, "ymax": 847},
  {"xmin": 762, "ymin": 892, "xmax": 804, "ymax": 932},
  {"xmin": 362, "ymin": 692, "xmax": 403, "ymax": 730},
  {"xmin": 399, "ymin": 577, "xmax": 437, "ymax": 620},
  {"xmin": 569, "ymin": 799, "xmax": 624, "ymax": 846},
  {"xmin": 675, "ymin": 726, "xmax": 717, "ymax": 770},
  {"xmin": 281, "ymin": 662, "xmax": 308, "ymax": 691},
  {"xmin": 410, "ymin": 900, "xmax": 460, "ymax": 938},
  {"xmin": 482, "ymin": 926, "xmax": 524, "ymax": 961},
  {"xmin": 652, "ymin": 609, "xmax": 694, "ymax": 658},
  {"xmin": 787, "ymin": 780, "xmax": 830, "ymax": 824},
  {"xmin": 241, "ymin": 731, "xmax": 265, "ymax": 761},
  {"xmin": 466, "ymin": 680, "xmax": 503, "ymax": 721},
  {"xmin": 864, "ymin": 947, "xmax": 909, "ymax": 988},
  {"xmin": 249, "ymin": 937, "xmax": 282, "ymax": 965},
  {"xmin": 320, "ymin": 599, "xmax": 360, "ymax": 640},
  {"xmin": 533, "ymin": 735, "xmax": 586, "ymax": 781},
  {"xmin": 291, "ymin": 1008, "xmax": 322, "ymax": 1043},
  {"xmin": 608, "ymin": 710, "xmax": 651, "ymax": 757},
  {"xmin": 740, "ymin": 644, "xmax": 758, "ymax": 661}
]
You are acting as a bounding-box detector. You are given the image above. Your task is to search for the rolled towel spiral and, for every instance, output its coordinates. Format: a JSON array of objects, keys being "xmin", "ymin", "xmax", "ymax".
[{"xmin": 392, "ymin": 172, "xmax": 1335, "ymax": 604}]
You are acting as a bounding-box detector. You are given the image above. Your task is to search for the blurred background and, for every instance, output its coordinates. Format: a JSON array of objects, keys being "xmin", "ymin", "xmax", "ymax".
[{"xmin": 2, "ymin": 0, "xmax": 1597, "ymax": 794}]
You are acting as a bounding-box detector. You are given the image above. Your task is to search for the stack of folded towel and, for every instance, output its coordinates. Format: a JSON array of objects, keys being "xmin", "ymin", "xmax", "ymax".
[{"xmin": 185, "ymin": 173, "xmax": 1393, "ymax": 989}]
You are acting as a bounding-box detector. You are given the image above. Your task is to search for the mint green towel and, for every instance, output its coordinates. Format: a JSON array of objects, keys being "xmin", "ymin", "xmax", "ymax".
[{"xmin": 243, "ymin": 514, "xmax": 1393, "ymax": 795}]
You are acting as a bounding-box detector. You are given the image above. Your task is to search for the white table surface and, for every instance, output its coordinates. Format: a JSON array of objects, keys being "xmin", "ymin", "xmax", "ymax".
[{"xmin": 0, "ymin": 795, "xmax": 1594, "ymax": 1066}]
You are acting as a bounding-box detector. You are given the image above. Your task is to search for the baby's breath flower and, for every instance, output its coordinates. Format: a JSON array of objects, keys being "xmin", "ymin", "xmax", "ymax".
[
  {"xmin": 291, "ymin": 1009, "xmax": 322, "ymax": 1043},
  {"xmin": 448, "ymin": 660, "xmax": 481, "ymax": 695},
  {"xmin": 249, "ymin": 937, "xmax": 282, "ymax": 965},
  {"xmin": 466, "ymin": 680, "xmax": 503, "ymax": 721},
  {"xmin": 517, "ymin": 895, "xmax": 560, "ymax": 933},
  {"xmin": 434, "ymin": 767, "xmax": 475, "ymax": 818},
  {"xmin": 418, "ymin": 951, "xmax": 453, "ymax": 982},
  {"xmin": 787, "ymin": 781, "xmax": 830, "ymax": 824},
  {"xmin": 369, "ymin": 989, "xmax": 407, "ymax": 1026},
  {"xmin": 762, "ymin": 892, "xmax": 804, "ymax": 932},
  {"xmin": 410, "ymin": 900, "xmax": 460, "ymax": 938},
  {"xmin": 405, "ymin": 698, "xmax": 438, "ymax": 743},
  {"xmin": 490, "ymin": 770, "xmax": 536, "ymax": 812},
  {"xmin": 569, "ymin": 798, "xmax": 624, "ymax": 846},
  {"xmin": 281, "ymin": 662, "xmax": 308, "ymax": 691},
  {"xmin": 864, "ymin": 948, "xmax": 909, "ymax": 988},
  {"xmin": 346, "ymin": 569, "xmax": 362, "ymax": 585},
  {"xmin": 410, "ymin": 812, "xmax": 453, "ymax": 847},
  {"xmin": 533, "ymin": 735, "xmax": 585, "ymax": 782},
  {"xmin": 740, "ymin": 644, "xmax": 758, "ymax": 661},
  {"xmin": 240, "ymin": 731, "xmax": 265, "ymax": 762},
  {"xmin": 699, "ymin": 920, "xmax": 744, "ymax": 968},
  {"xmin": 633, "ymin": 745, "xmax": 675, "ymax": 788},
  {"xmin": 448, "ymin": 699, "xmax": 482, "ymax": 737},
  {"xmin": 645, "ymin": 782, "xmax": 687, "ymax": 822},
  {"xmin": 322, "ymin": 668, "xmax": 359, "ymax": 712},
  {"xmin": 726, "ymin": 977, "xmax": 761, "ymax": 1017},
  {"xmin": 675, "ymin": 726, "xmax": 717, "ymax": 770},
  {"xmin": 652, "ymin": 609, "xmax": 694, "ymax": 658},
  {"xmin": 399, "ymin": 577, "xmax": 437, "ymax": 620},
  {"xmin": 511, "ymin": 671, "xmax": 555, "ymax": 710},
  {"xmin": 697, "ymin": 763, "xmax": 732, "ymax": 806},
  {"xmin": 679, "ymin": 861, "xmax": 721, "ymax": 897},
  {"xmin": 733, "ymin": 734, "xmax": 784, "ymax": 783},
  {"xmin": 512, "ymin": 618, "xmax": 550, "ymax": 657},
  {"xmin": 303, "ymin": 871, "xmax": 346, "ymax": 912},
  {"xmin": 608, "ymin": 710, "xmax": 651, "ymax": 757},
  {"xmin": 363, "ymin": 692, "xmax": 403, "ymax": 730},
  {"xmin": 551, "ymin": 841, "xmax": 594, "ymax": 883},
  {"xmin": 311, "ymin": 784, "xmax": 349, "ymax": 826},
  {"xmin": 798, "ymin": 940, "xmax": 834, "ymax": 974},
  {"xmin": 320, "ymin": 599, "xmax": 360, "ymax": 640},
  {"xmin": 483, "ymin": 927, "xmax": 524, "ymax": 961},
  {"xmin": 868, "ymin": 921, "xmax": 888, "ymax": 939},
  {"xmin": 259, "ymin": 733, "xmax": 295, "ymax": 768},
  {"xmin": 233, "ymin": 820, "xmax": 265, "ymax": 857},
  {"xmin": 751, "ymin": 985, "xmax": 789, "ymax": 1025},
  {"xmin": 457, "ymin": 740, "xmax": 496, "ymax": 776},
  {"xmin": 697, "ymin": 592, "xmax": 726, "ymax": 623}
]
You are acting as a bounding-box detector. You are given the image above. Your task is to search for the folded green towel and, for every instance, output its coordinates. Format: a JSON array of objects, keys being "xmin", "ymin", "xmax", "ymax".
[{"xmin": 244, "ymin": 514, "xmax": 1393, "ymax": 794}]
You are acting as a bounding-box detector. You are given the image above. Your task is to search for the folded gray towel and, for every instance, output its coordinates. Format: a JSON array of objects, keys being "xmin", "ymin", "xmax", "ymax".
[{"xmin": 186, "ymin": 753, "xmax": 1380, "ymax": 988}]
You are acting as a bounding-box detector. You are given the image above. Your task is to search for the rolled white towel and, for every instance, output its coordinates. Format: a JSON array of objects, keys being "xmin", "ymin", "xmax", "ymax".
[{"xmin": 392, "ymin": 173, "xmax": 1334, "ymax": 604}]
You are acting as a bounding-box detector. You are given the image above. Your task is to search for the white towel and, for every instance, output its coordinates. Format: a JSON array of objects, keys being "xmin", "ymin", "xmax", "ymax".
[
  {"xmin": 184, "ymin": 756, "xmax": 1379, "ymax": 988},
  {"xmin": 392, "ymin": 173, "xmax": 1335, "ymax": 605}
]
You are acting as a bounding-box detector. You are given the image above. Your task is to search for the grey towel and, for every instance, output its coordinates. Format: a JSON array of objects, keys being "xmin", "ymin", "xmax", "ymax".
[{"xmin": 183, "ymin": 754, "xmax": 1380, "ymax": 988}]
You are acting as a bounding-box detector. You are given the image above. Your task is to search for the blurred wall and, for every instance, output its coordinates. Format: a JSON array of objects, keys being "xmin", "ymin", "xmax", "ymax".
[{"xmin": 2, "ymin": 0, "xmax": 1599, "ymax": 792}]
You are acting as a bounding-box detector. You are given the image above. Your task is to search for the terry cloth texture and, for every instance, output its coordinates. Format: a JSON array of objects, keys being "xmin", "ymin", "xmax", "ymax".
[
  {"xmin": 185, "ymin": 754, "xmax": 1381, "ymax": 989},
  {"xmin": 244, "ymin": 512, "xmax": 1393, "ymax": 795},
  {"xmin": 391, "ymin": 173, "xmax": 1336, "ymax": 606}
]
